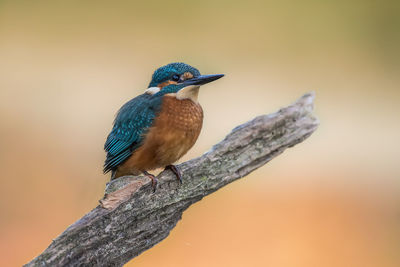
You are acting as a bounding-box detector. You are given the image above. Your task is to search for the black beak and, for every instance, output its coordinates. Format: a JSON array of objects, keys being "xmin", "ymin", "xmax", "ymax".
[{"xmin": 181, "ymin": 74, "xmax": 224, "ymax": 86}]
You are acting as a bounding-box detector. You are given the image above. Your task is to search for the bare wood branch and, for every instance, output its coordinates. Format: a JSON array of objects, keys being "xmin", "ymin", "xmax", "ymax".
[{"xmin": 25, "ymin": 93, "xmax": 319, "ymax": 267}]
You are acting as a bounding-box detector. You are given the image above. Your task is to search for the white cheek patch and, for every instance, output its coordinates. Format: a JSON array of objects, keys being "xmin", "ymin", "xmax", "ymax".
[{"xmin": 145, "ymin": 87, "xmax": 160, "ymax": 95}]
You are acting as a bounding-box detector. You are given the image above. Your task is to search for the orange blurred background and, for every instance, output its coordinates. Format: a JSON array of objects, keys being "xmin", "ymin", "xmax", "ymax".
[{"xmin": 1, "ymin": 1, "xmax": 399, "ymax": 266}]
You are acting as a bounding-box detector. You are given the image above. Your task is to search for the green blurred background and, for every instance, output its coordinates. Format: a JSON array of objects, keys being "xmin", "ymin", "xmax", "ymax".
[{"xmin": 1, "ymin": 0, "xmax": 399, "ymax": 266}]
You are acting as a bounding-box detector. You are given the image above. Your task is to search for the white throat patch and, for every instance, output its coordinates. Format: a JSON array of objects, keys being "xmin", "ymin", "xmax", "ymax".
[
  {"xmin": 145, "ymin": 87, "xmax": 160, "ymax": 95},
  {"xmin": 176, "ymin": 85, "xmax": 200, "ymax": 102}
]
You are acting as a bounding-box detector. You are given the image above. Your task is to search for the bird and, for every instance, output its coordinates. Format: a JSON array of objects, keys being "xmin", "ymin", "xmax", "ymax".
[{"xmin": 104, "ymin": 62, "xmax": 224, "ymax": 190}]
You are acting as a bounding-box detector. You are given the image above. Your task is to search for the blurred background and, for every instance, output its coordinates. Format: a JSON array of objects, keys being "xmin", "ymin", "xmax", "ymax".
[{"xmin": 1, "ymin": 0, "xmax": 399, "ymax": 266}]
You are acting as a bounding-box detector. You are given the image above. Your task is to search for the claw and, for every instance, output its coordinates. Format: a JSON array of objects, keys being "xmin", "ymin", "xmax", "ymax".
[
  {"xmin": 143, "ymin": 171, "xmax": 158, "ymax": 192},
  {"xmin": 164, "ymin": 165, "xmax": 182, "ymax": 184}
]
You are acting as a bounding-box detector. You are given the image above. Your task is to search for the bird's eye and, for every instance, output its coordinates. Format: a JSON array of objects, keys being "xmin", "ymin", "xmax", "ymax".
[{"xmin": 171, "ymin": 74, "xmax": 180, "ymax": 82}]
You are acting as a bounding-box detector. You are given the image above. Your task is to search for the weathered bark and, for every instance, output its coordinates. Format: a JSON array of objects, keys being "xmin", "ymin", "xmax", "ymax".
[{"xmin": 25, "ymin": 93, "xmax": 319, "ymax": 267}]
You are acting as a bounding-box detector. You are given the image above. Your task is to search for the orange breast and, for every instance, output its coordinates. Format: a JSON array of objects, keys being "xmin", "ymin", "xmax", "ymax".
[{"xmin": 115, "ymin": 96, "xmax": 203, "ymax": 177}]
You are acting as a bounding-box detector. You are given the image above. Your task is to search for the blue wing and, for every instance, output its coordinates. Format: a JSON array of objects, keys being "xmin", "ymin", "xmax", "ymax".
[{"xmin": 103, "ymin": 93, "xmax": 160, "ymax": 173}]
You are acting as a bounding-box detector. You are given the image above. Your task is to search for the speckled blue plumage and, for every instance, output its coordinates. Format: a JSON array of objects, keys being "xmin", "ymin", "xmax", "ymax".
[
  {"xmin": 149, "ymin": 62, "xmax": 200, "ymax": 87},
  {"xmin": 104, "ymin": 94, "xmax": 156, "ymax": 173},
  {"xmin": 104, "ymin": 62, "xmax": 202, "ymax": 173}
]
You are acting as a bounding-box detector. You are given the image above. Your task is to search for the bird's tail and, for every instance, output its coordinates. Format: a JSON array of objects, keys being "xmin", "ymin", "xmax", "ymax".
[{"xmin": 110, "ymin": 170, "xmax": 117, "ymax": 180}]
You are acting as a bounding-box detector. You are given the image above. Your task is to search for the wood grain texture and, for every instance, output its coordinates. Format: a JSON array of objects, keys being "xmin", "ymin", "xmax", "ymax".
[{"xmin": 25, "ymin": 93, "xmax": 319, "ymax": 267}]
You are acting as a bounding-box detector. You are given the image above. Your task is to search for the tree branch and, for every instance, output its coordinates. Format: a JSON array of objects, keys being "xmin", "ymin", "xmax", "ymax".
[{"xmin": 25, "ymin": 93, "xmax": 319, "ymax": 267}]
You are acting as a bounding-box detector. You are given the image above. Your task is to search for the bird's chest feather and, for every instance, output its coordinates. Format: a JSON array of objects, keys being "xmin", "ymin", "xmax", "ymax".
[
  {"xmin": 127, "ymin": 96, "xmax": 203, "ymax": 170},
  {"xmin": 150, "ymin": 96, "xmax": 203, "ymax": 161},
  {"xmin": 158, "ymin": 96, "xmax": 203, "ymax": 134}
]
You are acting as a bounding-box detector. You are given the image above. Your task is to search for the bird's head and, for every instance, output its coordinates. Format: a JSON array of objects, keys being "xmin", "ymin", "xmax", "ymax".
[{"xmin": 146, "ymin": 62, "xmax": 224, "ymax": 102}]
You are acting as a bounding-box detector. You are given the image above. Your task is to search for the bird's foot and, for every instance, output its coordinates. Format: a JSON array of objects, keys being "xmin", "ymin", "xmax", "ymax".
[
  {"xmin": 143, "ymin": 171, "xmax": 158, "ymax": 192},
  {"xmin": 164, "ymin": 165, "xmax": 182, "ymax": 184}
]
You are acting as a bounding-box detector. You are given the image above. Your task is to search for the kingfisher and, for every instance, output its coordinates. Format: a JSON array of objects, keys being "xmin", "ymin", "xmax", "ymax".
[{"xmin": 104, "ymin": 62, "xmax": 224, "ymax": 190}]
